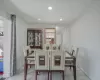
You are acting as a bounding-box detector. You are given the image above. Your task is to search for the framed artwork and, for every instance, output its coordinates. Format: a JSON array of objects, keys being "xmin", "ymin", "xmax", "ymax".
[{"xmin": 27, "ymin": 29, "xmax": 42, "ymax": 49}]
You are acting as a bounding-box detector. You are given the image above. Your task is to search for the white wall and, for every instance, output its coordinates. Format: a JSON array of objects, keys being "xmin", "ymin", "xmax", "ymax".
[
  {"xmin": 0, "ymin": 0, "xmax": 28, "ymax": 76},
  {"xmin": 0, "ymin": 36, "xmax": 3, "ymax": 50},
  {"xmin": 69, "ymin": 1, "xmax": 100, "ymax": 80},
  {"xmin": 3, "ymin": 18, "xmax": 11, "ymax": 78},
  {"xmin": 3, "ymin": 16, "xmax": 28, "ymax": 77},
  {"xmin": 0, "ymin": 0, "xmax": 4, "ymax": 16},
  {"xmin": 56, "ymin": 34, "xmax": 61, "ymax": 45},
  {"xmin": 16, "ymin": 17, "xmax": 28, "ymax": 73},
  {"xmin": 62, "ymin": 27, "xmax": 71, "ymax": 51},
  {"xmin": 0, "ymin": 0, "xmax": 11, "ymax": 78}
]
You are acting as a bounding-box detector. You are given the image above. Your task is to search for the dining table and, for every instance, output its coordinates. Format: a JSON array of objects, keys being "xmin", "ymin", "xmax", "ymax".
[{"xmin": 24, "ymin": 50, "xmax": 76, "ymax": 80}]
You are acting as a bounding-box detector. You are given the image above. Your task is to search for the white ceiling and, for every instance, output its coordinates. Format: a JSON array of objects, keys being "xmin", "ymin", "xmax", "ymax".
[{"xmin": 9, "ymin": 0, "xmax": 93, "ymax": 24}]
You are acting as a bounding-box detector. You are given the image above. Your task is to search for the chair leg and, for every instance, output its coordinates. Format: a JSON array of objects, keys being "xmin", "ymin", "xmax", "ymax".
[
  {"xmin": 30, "ymin": 61, "xmax": 32, "ymax": 68},
  {"xmin": 30, "ymin": 65, "xmax": 32, "ymax": 68},
  {"xmin": 48, "ymin": 71, "xmax": 49, "ymax": 80},
  {"xmin": 35, "ymin": 70, "xmax": 38, "ymax": 80},
  {"xmin": 50, "ymin": 71, "xmax": 52, "ymax": 80},
  {"xmin": 24, "ymin": 64, "xmax": 26, "ymax": 80},
  {"xmin": 62, "ymin": 71, "xmax": 64, "ymax": 80},
  {"xmin": 70, "ymin": 61, "xmax": 72, "ymax": 70},
  {"xmin": 73, "ymin": 66, "xmax": 76, "ymax": 80},
  {"xmin": 70, "ymin": 66, "xmax": 71, "ymax": 70},
  {"xmin": 24, "ymin": 64, "xmax": 28, "ymax": 80}
]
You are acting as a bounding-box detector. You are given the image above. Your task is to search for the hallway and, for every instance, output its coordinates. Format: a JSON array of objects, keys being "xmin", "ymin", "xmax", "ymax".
[{"xmin": 0, "ymin": 0, "xmax": 100, "ymax": 80}]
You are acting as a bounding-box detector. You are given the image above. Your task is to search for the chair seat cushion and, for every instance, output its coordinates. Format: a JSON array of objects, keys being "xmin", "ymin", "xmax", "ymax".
[
  {"xmin": 27, "ymin": 58, "xmax": 35, "ymax": 60},
  {"xmin": 27, "ymin": 59, "xmax": 35, "ymax": 64},
  {"xmin": 65, "ymin": 60, "xmax": 73, "ymax": 65},
  {"xmin": 65, "ymin": 58, "xmax": 73, "ymax": 60}
]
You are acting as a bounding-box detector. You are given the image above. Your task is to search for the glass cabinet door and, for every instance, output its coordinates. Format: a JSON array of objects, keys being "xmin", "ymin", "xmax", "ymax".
[{"xmin": 27, "ymin": 29, "xmax": 42, "ymax": 49}]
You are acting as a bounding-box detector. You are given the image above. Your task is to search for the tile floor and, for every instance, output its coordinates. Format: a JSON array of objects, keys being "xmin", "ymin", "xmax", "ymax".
[
  {"xmin": 6, "ymin": 68, "xmax": 90, "ymax": 80},
  {"xmin": 0, "ymin": 75, "xmax": 2, "ymax": 79}
]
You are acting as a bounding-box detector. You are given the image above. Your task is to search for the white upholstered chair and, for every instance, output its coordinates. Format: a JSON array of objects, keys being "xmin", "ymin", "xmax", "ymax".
[
  {"xmin": 23, "ymin": 46, "xmax": 32, "ymax": 56},
  {"xmin": 23, "ymin": 46, "xmax": 35, "ymax": 66},
  {"xmin": 51, "ymin": 50, "xmax": 65, "ymax": 70},
  {"xmin": 65, "ymin": 46, "xmax": 79, "ymax": 80},
  {"xmin": 23, "ymin": 46, "xmax": 35, "ymax": 80},
  {"xmin": 65, "ymin": 46, "xmax": 79, "ymax": 69},
  {"xmin": 35, "ymin": 50, "xmax": 49, "ymax": 70}
]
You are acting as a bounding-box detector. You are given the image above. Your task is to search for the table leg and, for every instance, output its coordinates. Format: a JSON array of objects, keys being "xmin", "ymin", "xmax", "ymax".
[
  {"xmin": 24, "ymin": 60, "xmax": 28, "ymax": 80},
  {"xmin": 24, "ymin": 64, "xmax": 26, "ymax": 80},
  {"xmin": 73, "ymin": 66, "xmax": 76, "ymax": 80},
  {"xmin": 62, "ymin": 71, "xmax": 64, "ymax": 80},
  {"xmin": 73, "ymin": 58, "xmax": 76, "ymax": 80},
  {"xmin": 50, "ymin": 71, "xmax": 52, "ymax": 80},
  {"xmin": 48, "ymin": 71, "xmax": 49, "ymax": 80},
  {"xmin": 35, "ymin": 70, "xmax": 38, "ymax": 80}
]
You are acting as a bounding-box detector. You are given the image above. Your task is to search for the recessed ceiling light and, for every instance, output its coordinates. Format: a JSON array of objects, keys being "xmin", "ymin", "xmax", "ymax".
[
  {"xmin": 48, "ymin": 6, "xmax": 52, "ymax": 10},
  {"xmin": 38, "ymin": 18, "xmax": 41, "ymax": 20},
  {"xmin": 60, "ymin": 18, "xmax": 63, "ymax": 21}
]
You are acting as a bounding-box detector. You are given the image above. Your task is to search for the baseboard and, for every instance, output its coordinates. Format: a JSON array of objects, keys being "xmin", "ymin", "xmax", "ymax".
[
  {"xmin": 77, "ymin": 66, "xmax": 91, "ymax": 80},
  {"xmin": 3, "ymin": 73, "xmax": 10, "ymax": 78}
]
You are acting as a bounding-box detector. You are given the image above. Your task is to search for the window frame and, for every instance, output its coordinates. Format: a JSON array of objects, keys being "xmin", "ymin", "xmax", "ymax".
[{"xmin": 44, "ymin": 28, "xmax": 56, "ymax": 44}]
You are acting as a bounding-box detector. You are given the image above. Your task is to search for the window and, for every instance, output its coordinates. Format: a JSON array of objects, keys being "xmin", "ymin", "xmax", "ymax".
[
  {"xmin": 0, "ymin": 19, "xmax": 3, "ymax": 36},
  {"xmin": 45, "ymin": 28, "xmax": 56, "ymax": 44}
]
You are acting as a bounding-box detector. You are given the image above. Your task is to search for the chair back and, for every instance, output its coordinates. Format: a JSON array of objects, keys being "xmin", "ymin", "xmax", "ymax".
[
  {"xmin": 43, "ymin": 44, "xmax": 52, "ymax": 51},
  {"xmin": 35, "ymin": 50, "xmax": 49, "ymax": 70},
  {"xmin": 23, "ymin": 46, "xmax": 32, "ymax": 57},
  {"xmin": 72, "ymin": 46, "xmax": 79, "ymax": 58},
  {"xmin": 51, "ymin": 50, "xmax": 65, "ymax": 70},
  {"xmin": 51, "ymin": 44, "xmax": 59, "ymax": 51}
]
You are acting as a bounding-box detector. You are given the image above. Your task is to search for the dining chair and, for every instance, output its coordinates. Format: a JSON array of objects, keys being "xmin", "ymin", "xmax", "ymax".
[
  {"xmin": 65, "ymin": 47, "xmax": 79, "ymax": 80},
  {"xmin": 35, "ymin": 50, "xmax": 49, "ymax": 70},
  {"xmin": 65, "ymin": 47, "xmax": 79, "ymax": 68},
  {"xmin": 43, "ymin": 44, "xmax": 52, "ymax": 51},
  {"xmin": 50, "ymin": 50, "xmax": 65, "ymax": 80},
  {"xmin": 35, "ymin": 50, "xmax": 49, "ymax": 80},
  {"xmin": 51, "ymin": 44, "xmax": 59, "ymax": 51},
  {"xmin": 51, "ymin": 50, "xmax": 65, "ymax": 70},
  {"xmin": 23, "ymin": 46, "xmax": 35, "ymax": 80}
]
